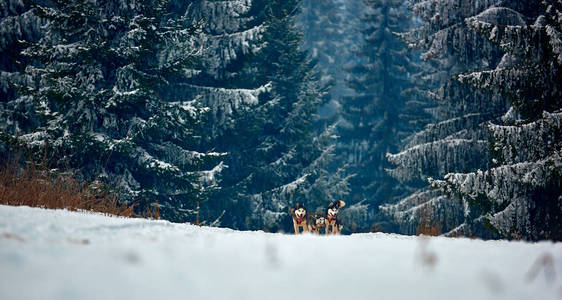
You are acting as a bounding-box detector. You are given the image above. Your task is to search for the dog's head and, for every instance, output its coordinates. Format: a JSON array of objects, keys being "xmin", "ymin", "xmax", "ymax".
[
  {"xmin": 291, "ymin": 203, "xmax": 307, "ymax": 221},
  {"xmin": 327, "ymin": 200, "xmax": 346, "ymax": 219},
  {"xmin": 315, "ymin": 215, "xmax": 326, "ymax": 226}
]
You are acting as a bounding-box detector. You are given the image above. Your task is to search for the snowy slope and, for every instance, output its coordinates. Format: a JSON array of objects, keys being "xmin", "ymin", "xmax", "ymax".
[{"xmin": 0, "ymin": 205, "xmax": 561, "ymax": 300}]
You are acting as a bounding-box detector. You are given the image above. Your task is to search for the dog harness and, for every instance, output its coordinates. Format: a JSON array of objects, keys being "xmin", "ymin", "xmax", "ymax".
[{"xmin": 296, "ymin": 217, "xmax": 304, "ymax": 224}]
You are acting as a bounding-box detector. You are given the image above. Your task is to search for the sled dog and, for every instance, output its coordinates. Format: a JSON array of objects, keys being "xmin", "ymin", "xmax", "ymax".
[
  {"xmin": 307, "ymin": 213, "xmax": 326, "ymax": 234},
  {"xmin": 289, "ymin": 203, "xmax": 308, "ymax": 234},
  {"xmin": 325, "ymin": 200, "xmax": 345, "ymax": 235}
]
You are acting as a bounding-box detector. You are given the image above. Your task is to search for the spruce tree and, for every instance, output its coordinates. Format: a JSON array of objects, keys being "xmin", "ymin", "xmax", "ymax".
[
  {"xmin": 177, "ymin": 0, "xmax": 271, "ymax": 227},
  {"xmin": 336, "ymin": 0, "xmax": 416, "ymax": 231},
  {"xmin": 298, "ymin": 0, "xmax": 359, "ymax": 104},
  {"xmin": 382, "ymin": 0, "xmax": 508, "ymax": 236},
  {"xmin": 3, "ymin": 0, "xmax": 221, "ymax": 222},
  {"xmin": 0, "ymin": 0, "xmax": 44, "ymax": 144},
  {"xmin": 383, "ymin": 0, "xmax": 561, "ymax": 240},
  {"xmin": 231, "ymin": 0, "xmax": 348, "ymax": 231},
  {"xmin": 432, "ymin": 1, "xmax": 562, "ymax": 240},
  {"xmin": 184, "ymin": 0, "xmax": 348, "ymax": 231}
]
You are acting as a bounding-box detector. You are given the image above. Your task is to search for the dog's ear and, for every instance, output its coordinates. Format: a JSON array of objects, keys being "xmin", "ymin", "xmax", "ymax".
[
  {"xmin": 338, "ymin": 200, "xmax": 346, "ymax": 208},
  {"xmin": 296, "ymin": 202, "xmax": 300, "ymax": 208},
  {"xmin": 328, "ymin": 201, "xmax": 334, "ymax": 208}
]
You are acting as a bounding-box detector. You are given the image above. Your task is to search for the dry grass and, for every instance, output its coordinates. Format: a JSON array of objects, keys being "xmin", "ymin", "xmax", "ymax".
[
  {"xmin": 0, "ymin": 153, "xmax": 136, "ymax": 217},
  {"xmin": 140, "ymin": 199, "xmax": 160, "ymax": 220}
]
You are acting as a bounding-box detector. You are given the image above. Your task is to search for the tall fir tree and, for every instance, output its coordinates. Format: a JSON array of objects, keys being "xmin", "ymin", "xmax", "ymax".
[
  {"xmin": 383, "ymin": 0, "xmax": 561, "ymax": 240},
  {"xmin": 228, "ymin": 0, "xmax": 349, "ymax": 231},
  {"xmin": 0, "ymin": 0, "xmax": 45, "ymax": 142},
  {"xmin": 383, "ymin": 0, "xmax": 510, "ymax": 236},
  {"xmin": 297, "ymin": 0, "xmax": 360, "ymax": 103},
  {"xmin": 2, "ymin": 0, "xmax": 222, "ymax": 222},
  {"xmin": 432, "ymin": 1, "xmax": 562, "ymax": 240},
  {"xmin": 297, "ymin": 0, "xmax": 370, "ymax": 136},
  {"xmin": 336, "ymin": 0, "xmax": 416, "ymax": 231},
  {"xmin": 180, "ymin": 0, "xmax": 349, "ymax": 230}
]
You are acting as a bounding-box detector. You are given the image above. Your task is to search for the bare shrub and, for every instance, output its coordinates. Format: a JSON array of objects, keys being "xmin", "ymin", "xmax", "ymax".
[
  {"xmin": 0, "ymin": 152, "xmax": 135, "ymax": 217},
  {"xmin": 141, "ymin": 199, "xmax": 160, "ymax": 220}
]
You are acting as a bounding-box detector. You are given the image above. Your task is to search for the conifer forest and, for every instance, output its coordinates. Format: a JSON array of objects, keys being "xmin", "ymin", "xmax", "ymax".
[{"xmin": 1, "ymin": 0, "xmax": 561, "ymax": 241}]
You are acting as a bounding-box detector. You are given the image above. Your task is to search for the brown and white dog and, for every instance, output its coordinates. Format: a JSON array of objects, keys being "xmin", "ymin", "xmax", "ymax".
[
  {"xmin": 289, "ymin": 203, "xmax": 308, "ymax": 234},
  {"xmin": 325, "ymin": 200, "xmax": 345, "ymax": 235},
  {"xmin": 307, "ymin": 213, "xmax": 326, "ymax": 235}
]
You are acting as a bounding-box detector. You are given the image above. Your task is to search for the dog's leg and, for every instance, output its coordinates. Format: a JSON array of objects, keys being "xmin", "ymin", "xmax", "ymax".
[
  {"xmin": 308, "ymin": 225, "xmax": 316, "ymax": 234},
  {"xmin": 293, "ymin": 220, "xmax": 300, "ymax": 234}
]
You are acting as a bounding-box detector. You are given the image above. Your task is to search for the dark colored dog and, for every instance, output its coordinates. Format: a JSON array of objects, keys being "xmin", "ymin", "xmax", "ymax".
[
  {"xmin": 325, "ymin": 200, "xmax": 345, "ymax": 235},
  {"xmin": 307, "ymin": 213, "xmax": 326, "ymax": 234}
]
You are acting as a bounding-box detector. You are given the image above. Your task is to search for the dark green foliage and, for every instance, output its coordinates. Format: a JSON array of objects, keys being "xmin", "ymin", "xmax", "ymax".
[
  {"xmin": 298, "ymin": 0, "xmax": 359, "ymax": 108},
  {"xmin": 445, "ymin": 1, "xmax": 562, "ymax": 240},
  {"xmin": 382, "ymin": 0, "xmax": 515, "ymax": 238},
  {"xmin": 2, "ymin": 0, "xmax": 221, "ymax": 222},
  {"xmin": 460, "ymin": 2, "xmax": 562, "ymax": 121},
  {"xmin": 336, "ymin": 0, "xmax": 416, "ymax": 231},
  {"xmin": 212, "ymin": 0, "xmax": 345, "ymax": 230}
]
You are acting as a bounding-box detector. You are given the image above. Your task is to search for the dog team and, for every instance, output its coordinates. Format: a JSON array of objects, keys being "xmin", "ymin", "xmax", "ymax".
[{"xmin": 289, "ymin": 200, "xmax": 346, "ymax": 235}]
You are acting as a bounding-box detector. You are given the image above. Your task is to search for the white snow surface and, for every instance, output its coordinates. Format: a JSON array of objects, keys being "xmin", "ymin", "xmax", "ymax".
[{"xmin": 1, "ymin": 205, "xmax": 561, "ymax": 300}]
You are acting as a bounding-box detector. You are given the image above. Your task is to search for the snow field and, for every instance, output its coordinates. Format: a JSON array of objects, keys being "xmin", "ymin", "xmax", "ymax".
[{"xmin": 0, "ymin": 205, "xmax": 561, "ymax": 300}]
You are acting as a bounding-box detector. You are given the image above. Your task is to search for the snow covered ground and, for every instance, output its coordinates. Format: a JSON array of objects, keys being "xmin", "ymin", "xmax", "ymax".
[{"xmin": 1, "ymin": 205, "xmax": 561, "ymax": 300}]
